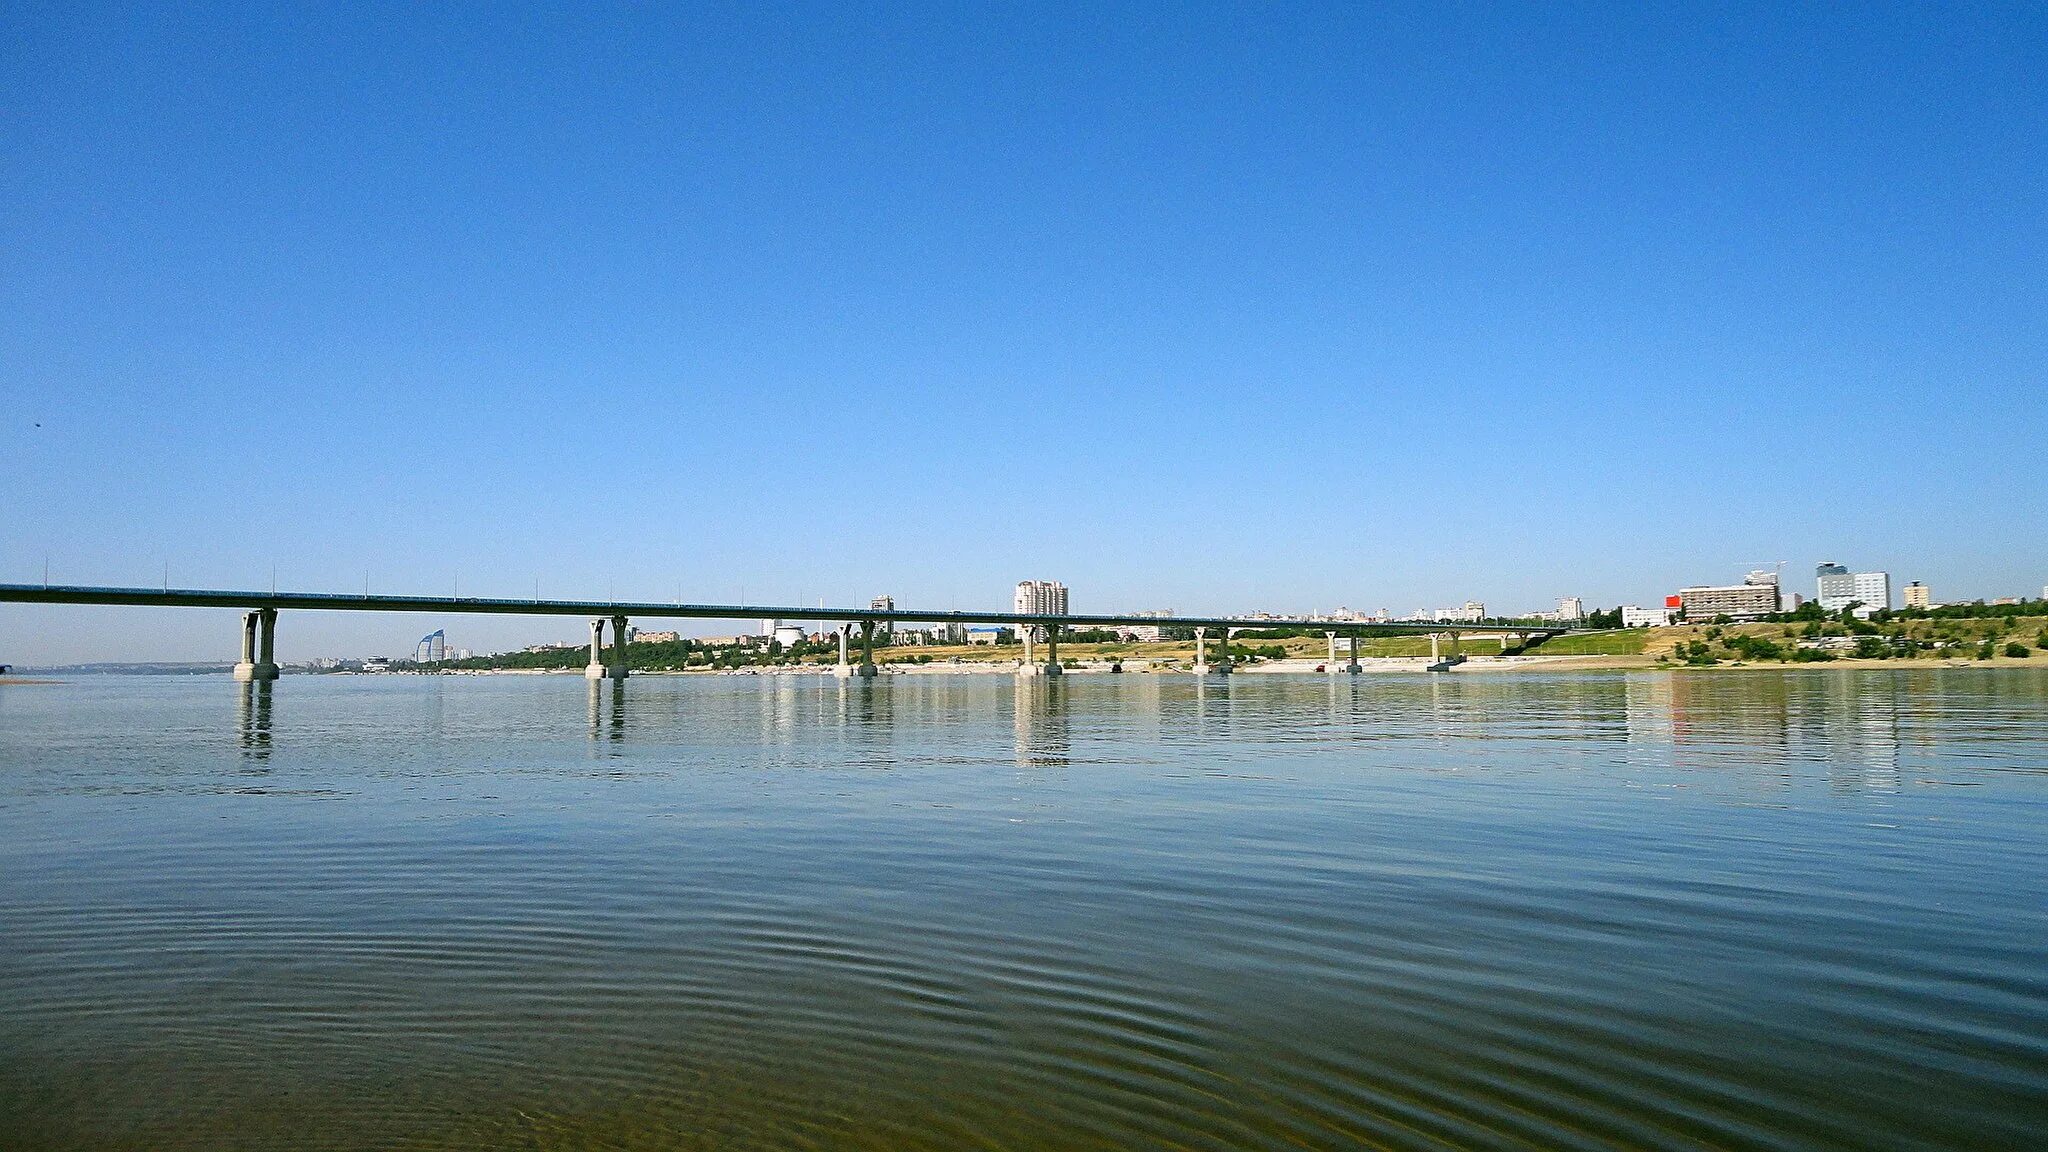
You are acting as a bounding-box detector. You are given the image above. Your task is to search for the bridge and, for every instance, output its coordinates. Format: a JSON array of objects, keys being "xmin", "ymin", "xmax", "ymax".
[{"xmin": 0, "ymin": 583, "xmax": 1569, "ymax": 681}]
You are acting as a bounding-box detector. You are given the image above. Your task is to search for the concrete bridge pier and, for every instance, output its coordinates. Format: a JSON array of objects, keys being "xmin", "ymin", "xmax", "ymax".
[
  {"xmin": 584, "ymin": 617, "xmax": 628, "ymax": 680},
  {"xmin": 833, "ymin": 623, "xmax": 856, "ymax": 678},
  {"xmin": 1020, "ymin": 621, "xmax": 1063, "ymax": 677},
  {"xmin": 836, "ymin": 619, "xmax": 877, "ymax": 678},
  {"xmin": 233, "ymin": 608, "xmax": 279, "ymax": 681},
  {"xmin": 1427, "ymin": 631, "xmax": 1465, "ymax": 673},
  {"xmin": 1195, "ymin": 626, "xmax": 1234, "ymax": 675},
  {"xmin": 1346, "ymin": 633, "xmax": 1362, "ymax": 674}
]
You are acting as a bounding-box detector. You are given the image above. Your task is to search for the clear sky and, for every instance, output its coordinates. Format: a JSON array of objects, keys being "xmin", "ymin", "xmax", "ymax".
[{"xmin": 3, "ymin": 3, "xmax": 2044, "ymax": 663}]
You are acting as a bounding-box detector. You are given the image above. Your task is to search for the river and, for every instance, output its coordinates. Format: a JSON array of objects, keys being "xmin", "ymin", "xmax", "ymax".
[{"xmin": 2, "ymin": 670, "xmax": 2044, "ymax": 1150}]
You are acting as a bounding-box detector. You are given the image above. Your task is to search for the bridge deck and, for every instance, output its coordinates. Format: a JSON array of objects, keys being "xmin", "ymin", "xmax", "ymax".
[{"xmin": 0, "ymin": 584, "xmax": 1565, "ymax": 637}]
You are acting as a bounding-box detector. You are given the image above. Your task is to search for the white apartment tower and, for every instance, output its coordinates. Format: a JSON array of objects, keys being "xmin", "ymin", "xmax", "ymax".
[
  {"xmin": 1014, "ymin": 580, "xmax": 1069, "ymax": 616},
  {"xmin": 1817, "ymin": 563, "xmax": 1890, "ymax": 616}
]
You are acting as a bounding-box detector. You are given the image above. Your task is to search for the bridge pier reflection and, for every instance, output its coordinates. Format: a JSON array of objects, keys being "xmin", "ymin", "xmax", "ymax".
[
  {"xmin": 236, "ymin": 680, "xmax": 273, "ymax": 762},
  {"xmin": 587, "ymin": 679, "xmax": 626, "ymax": 744},
  {"xmin": 1012, "ymin": 676, "xmax": 1069, "ymax": 766}
]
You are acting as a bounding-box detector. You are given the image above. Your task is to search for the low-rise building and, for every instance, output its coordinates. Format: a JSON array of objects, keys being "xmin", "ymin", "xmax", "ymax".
[
  {"xmin": 699, "ymin": 635, "xmax": 764, "ymax": 649},
  {"xmin": 1119, "ymin": 609, "xmax": 1175, "ymax": 642},
  {"xmin": 1621, "ymin": 605, "xmax": 1675, "ymax": 628},
  {"xmin": 1678, "ymin": 570, "xmax": 1781, "ymax": 621},
  {"xmin": 1402, "ymin": 602, "xmax": 1487, "ymax": 624},
  {"xmin": 634, "ymin": 631, "xmax": 681, "ymax": 644},
  {"xmin": 966, "ymin": 627, "xmax": 1010, "ymax": 646}
]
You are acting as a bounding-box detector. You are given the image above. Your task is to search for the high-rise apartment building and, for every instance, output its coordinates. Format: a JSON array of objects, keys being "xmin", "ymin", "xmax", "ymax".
[
  {"xmin": 869, "ymin": 595, "xmax": 895, "ymax": 639},
  {"xmin": 1904, "ymin": 582, "xmax": 1931, "ymax": 609},
  {"xmin": 1013, "ymin": 580, "xmax": 1068, "ymax": 616}
]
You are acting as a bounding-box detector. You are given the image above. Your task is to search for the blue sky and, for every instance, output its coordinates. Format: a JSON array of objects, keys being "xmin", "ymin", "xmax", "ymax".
[{"xmin": 3, "ymin": 3, "xmax": 2044, "ymax": 662}]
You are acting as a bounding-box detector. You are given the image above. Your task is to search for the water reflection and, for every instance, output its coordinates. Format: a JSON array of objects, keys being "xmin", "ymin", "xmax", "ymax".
[
  {"xmin": 586, "ymin": 679, "xmax": 626, "ymax": 746},
  {"xmin": 234, "ymin": 681, "xmax": 273, "ymax": 764},
  {"xmin": 1012, "ymin": 677, "xmax": 1070, "ymax": 767}
]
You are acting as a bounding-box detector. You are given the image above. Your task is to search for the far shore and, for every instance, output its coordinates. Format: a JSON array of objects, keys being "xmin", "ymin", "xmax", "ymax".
[{"xmin": 427, "ymin": 654, "xmax": 2042, "ymax": 677}]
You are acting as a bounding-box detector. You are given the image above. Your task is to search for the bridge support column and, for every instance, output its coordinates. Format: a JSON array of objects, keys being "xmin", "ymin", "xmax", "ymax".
[
  {"xmin": 585, "ymin": 619, "xmax": 610, "ymax": 680},
  {"xmin": 1427, "ymin": 631, "xmax": 1464, "ymax": 672},
  {"xmin": 854, "ymin": 619, "xmax": 878, "ymax": 678},
  {"xmin": 608, "ymin": 615, "xmax": 629, "ymax": 680},
  {"xmin": 1195, "ymin": 626, "xmax": 1233, "ymax": 675},
  {"xmin": 1346, "ymin": 634, "xmax": 1361, "ymax": 674},
  {"xmin": 1326, "ymin": 631, "xmax": 1338, "ymax": 668},
  {"xmin": 834, "ymin": 623, "xmax": 856, "ymax": 678},
  {"xmin": 1021, "ymin": 622, "xmax": 1063, "ymax": 676},
  {"xmin": 232, "ymin": 609, "xmax": 278, "ymax": 681}
]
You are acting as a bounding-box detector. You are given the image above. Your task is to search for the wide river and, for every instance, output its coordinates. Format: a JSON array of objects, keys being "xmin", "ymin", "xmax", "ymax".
[{"xmin": 2, "ymin": 670, "xmax": 2044, "ymax": 1150}]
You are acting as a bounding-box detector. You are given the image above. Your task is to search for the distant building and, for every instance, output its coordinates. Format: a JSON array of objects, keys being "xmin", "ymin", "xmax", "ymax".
[
  {"xmin": 1529, "ymin": 597, "xmax": 1584, "ymax": 624},
  {"xmin": 966, "ymin": 627, "xmax": 1010, "ymax": 646},
  {"xmin": 1992, "ymin": 597, "xmax": 2020, "ymax": 606},
  {"xmin": 1817, "ymin": 563, "xmax": 1890, "ymax": 616},
  {"xmin": 1621, "ymin": 605, "xmax": 1675, "ymax": 628},
  {"xmin": 1119, "ymin": 609, "xmax": 1175, "ymax": 642},
  {"xmin": 635, "ymin": 631, "xmax": 681, "ymax": 644},
  {"xmin": 1401, "ymin": 602, "xmax": 1485, "ymax": 624},
  {"xmin": 1678, "ymin": 570, "xmax": 1781, "ymax": 621},
  {"xmin": 701, "ymin": 634, "xmax": 764, "ymax": 648},
  {"xmin": 930, "ymin": 622, "xmax": 968, "ymax": 645},
  {"xmin": 1014, "ymin": 580, "xmax": 1068, "ymax": 616},
  {"xmin": 1903, "ymin": 582, "xmax": 1931, "ymax": 610},
  {"xmin": 771, "ymin": 624, "xmax": 807, "ymax": 649},
  {"xmin": 415, "ymin": 630, "xmax": 446, "ymax": 663},
  {"xmin": 869, "ymin": 596, "xmax": 895, "ymax": 640}
]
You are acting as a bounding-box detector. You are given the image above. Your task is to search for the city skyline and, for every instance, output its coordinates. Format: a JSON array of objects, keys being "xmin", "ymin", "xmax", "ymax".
[{"xmin": 4, "ymin": 5, "xmax": 2043, "ymax": 662}]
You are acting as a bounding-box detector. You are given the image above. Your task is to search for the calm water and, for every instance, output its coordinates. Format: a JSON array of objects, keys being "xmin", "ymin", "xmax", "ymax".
[{"xmin": 2, "ymin": 670, "xmax": 2045, "ymax": 1150}]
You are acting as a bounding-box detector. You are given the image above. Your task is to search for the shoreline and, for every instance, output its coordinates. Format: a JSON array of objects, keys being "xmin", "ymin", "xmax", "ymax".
[{"xmin": 438, "ymin": 655, "xmax": 2041, "ymax": 677}]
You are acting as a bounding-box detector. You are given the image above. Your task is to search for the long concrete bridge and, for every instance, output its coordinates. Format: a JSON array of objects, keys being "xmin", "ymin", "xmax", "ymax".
[{"xmin": 0, "ymin": 583, "xmax": 1569, "ymax": 681}]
